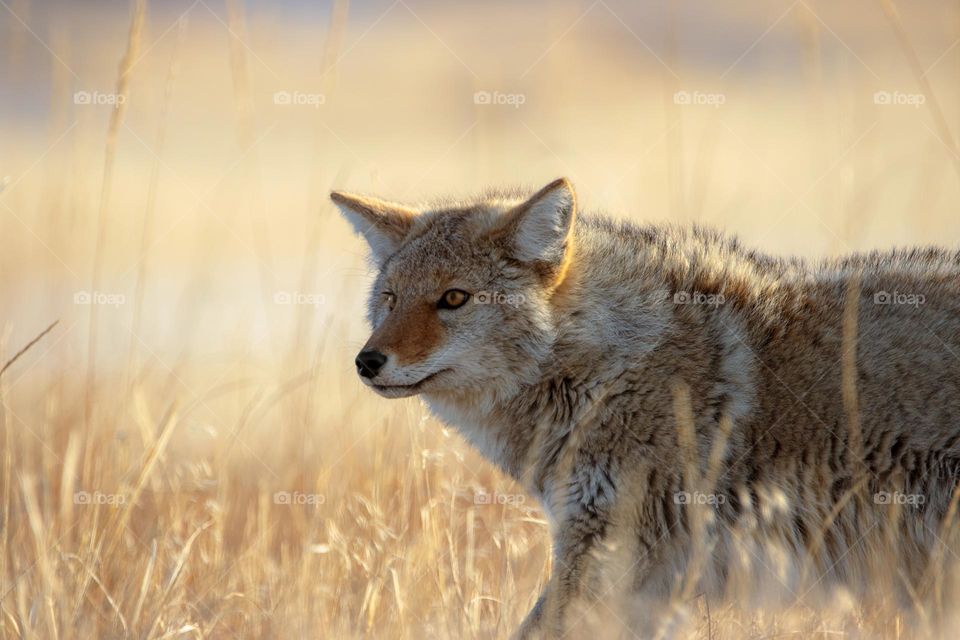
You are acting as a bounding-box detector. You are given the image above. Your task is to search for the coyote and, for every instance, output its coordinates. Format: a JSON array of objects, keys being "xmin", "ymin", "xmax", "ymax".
[{"xmin": 332, "ymin": 178, "xmax": 960, "ymax": 638}]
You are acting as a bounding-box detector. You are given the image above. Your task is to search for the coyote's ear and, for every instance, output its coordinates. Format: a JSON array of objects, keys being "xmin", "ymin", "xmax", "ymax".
[
  {"xmin": 331, "ymin": 191, "xmax": 417, "ymax": 264},
  {"xmin": 504, "ymin": 178, "xmax": 576, "ymax": 268}
]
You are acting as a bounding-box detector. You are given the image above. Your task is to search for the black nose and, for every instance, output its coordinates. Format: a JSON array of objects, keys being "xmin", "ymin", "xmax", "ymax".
[{"xmin": 355, "ymin": 349, "xmax": 387, "ymax": 378}]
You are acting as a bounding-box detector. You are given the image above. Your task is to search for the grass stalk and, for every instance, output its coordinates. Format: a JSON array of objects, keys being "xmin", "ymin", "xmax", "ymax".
[{"xmin": 84, "ymin": 0, "xmax": 147, "ymax": 428}]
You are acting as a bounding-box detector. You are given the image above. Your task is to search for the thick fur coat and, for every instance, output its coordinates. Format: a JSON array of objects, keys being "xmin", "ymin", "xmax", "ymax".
[{"xmin": 333, "ymin": 179, "xmax": 960, "ymax": 638}]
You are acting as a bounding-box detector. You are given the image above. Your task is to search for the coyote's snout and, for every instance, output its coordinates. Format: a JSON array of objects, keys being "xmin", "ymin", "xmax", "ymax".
[{"xmin": 333, "ymin": 179, "xmax": 960, "ymax": 637}]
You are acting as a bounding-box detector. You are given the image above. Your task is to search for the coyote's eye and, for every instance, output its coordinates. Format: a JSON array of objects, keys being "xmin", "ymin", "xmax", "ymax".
[
  {"xmin": 438, "ymin": 289, "xmax": 470, "ymax": 310},
  {"xmin": 381, "ymin": 291, "xmax": 396, "ymax": 311}
]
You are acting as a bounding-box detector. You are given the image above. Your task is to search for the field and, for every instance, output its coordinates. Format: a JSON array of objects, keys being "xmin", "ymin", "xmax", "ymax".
[{"xmin": 3, "ymin": 0, "xmax": 960, "ymax": 637}]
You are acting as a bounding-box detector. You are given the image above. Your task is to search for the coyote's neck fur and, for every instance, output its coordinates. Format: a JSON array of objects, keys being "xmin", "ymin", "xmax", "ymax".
[{"xmin": 424, "ymin": 216, "xmax": 763, "ymax": 512}]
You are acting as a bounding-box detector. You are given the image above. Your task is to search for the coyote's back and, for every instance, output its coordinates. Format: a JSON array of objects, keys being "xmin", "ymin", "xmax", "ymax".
[{"xmin": 333, "ymin": 179, "xmax": 960, "ymax": 637}]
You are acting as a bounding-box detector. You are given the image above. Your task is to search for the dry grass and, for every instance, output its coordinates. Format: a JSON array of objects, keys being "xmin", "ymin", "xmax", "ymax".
[
  {"xmin": 0, "ymin": 373, "xmax": 548, "ymax": 638},
  {"xmin": 3, "ymin": 1, "xmax": 960, "ymax": 637}
]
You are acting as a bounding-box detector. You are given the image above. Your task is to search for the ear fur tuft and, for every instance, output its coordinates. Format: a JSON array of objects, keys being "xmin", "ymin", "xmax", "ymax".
[
  {"xmin": 331, "ymin": 191, "xmax": 417, "ymax": 264},
  {"xmin": 506, "ymin": 178, "xmax": 577, "ymax": 267}
]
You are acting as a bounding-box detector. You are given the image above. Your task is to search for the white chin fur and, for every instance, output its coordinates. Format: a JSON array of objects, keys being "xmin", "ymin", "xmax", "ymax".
[
  {"xmin": 369, "ymin": 384, "xmax": 421, "ymax": 399},
  {"xmin": 360, "ymin": 368, "xmax": 451, "ymax": 398}
]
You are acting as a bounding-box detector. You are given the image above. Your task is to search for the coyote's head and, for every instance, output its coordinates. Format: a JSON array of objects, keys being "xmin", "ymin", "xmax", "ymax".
[{"xmin": 332, "ymin": 178, "xmax": 576, "ymax": 400}]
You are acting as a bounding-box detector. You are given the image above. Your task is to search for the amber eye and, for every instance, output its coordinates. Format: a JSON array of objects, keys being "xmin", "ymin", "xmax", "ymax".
[
  {"xmin": 438, "ymin": 289, "xmax": 470, "ymax": 310},
  {"xmin": 382, "ymin": 292, "xmax": 396, "ymax": 310}
]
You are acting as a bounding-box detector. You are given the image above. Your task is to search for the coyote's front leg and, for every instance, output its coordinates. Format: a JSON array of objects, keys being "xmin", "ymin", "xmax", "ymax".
[{"xmin": 514, "ymin": 487, "xmax": 612, "ymax": 638}]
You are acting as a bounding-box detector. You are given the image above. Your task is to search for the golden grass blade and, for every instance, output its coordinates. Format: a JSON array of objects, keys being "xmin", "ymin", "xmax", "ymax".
[
  {"xmin": 0, "ymin": 320, "xmax": 58, "ymax": 378},
  {"xmin": 130, "ymin": 538, "xmax": 158, "ymax": 632},
  {"xmin": 127, "ymin": 16, "xmax": 189, "ymax": 380},
  {"xmin": 56, "ymin": 430, "xmax": 81, "ymax": 532},
  {"xmin": 669, "ymin": 383, "xmax": 734, "ymax": 622},
  {"xmin": 225, "ymin": 0, "xmax": 276, "ymax": 318},
  {"xmin": 841, "ymin": 271, "xmax": 865, "ymax": 503},
  {"xmin": 85, "ymin": 0, "xmax": 147, "ymax": 427}
]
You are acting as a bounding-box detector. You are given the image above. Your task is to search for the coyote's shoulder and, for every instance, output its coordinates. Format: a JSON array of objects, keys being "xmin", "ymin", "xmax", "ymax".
[{"xmin": 334, "ymin": 179, "xmax": 960, "ymax": 637}]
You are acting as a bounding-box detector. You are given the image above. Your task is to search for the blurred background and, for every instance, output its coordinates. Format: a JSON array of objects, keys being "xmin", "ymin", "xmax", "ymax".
[{"xmin": 2, "ymin": 0, "xmax": 960, "ymax": 637}]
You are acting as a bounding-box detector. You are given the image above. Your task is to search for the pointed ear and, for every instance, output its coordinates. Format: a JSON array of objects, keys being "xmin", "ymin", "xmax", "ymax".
[
  {"xmin": 504, "ymin": 178, "xmax": 576, "ymax": 267},
  {"xmin": 331, "ymin": 191, "xmax": 417, "ymax": 264}
]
